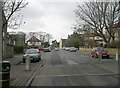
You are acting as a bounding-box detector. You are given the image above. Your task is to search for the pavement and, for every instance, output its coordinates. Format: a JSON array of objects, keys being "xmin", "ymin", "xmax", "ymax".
[
  {"xmin": 93, "ymin": 60, "xmax": 118, "ymax": 74},
  {"xmin": 5, "ymin": 51, "xmax": 119, "ymax": 86},
  {"xmin": 5, "ymin": 54, "xmax": 42, "ymax": 86}
]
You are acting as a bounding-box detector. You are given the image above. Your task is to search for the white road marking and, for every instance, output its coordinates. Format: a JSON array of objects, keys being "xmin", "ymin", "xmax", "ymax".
[
  {"xmin": 35, "ymin": 73, "xmax": 118, "ymax": 78},
  {"xmin": 67, "ymin": 59, "xmax": 78, "ymax": 65}
]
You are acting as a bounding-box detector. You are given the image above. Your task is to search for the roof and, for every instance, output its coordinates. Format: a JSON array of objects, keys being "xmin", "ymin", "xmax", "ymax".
[
  {"xmin": 84, "ymin": 32, "xmax": 96, "ymax": 37},
  {"xmin": 27, "ymin": 36, "xmax": 41, "ymax": 42},
  {"xmin": 112, "ymin": 22, "xmax": 120, "ymax": 28}
]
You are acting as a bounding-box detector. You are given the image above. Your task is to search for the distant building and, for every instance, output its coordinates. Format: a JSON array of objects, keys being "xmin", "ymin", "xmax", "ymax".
[
  {"xmin": 51, "ymin": 40, "xmax": 58, "ymax": 48},
  {"xmin": 27, "ymin": 36, "xmax": 41, "ymax": 47},
  {"xmin": 26, "ymin": 32, "xmax": 51, "ymax": 43},
  {"xmin": 84, "ymin": 32, "xmax": 104, "ymax": 47},
  {"xmin": 9, "ymin": 31, "xmax": 26, "ymax": 47},
  {"xmin": 59, "ymin": 38, "xmax": 67, "ymax": 49}
]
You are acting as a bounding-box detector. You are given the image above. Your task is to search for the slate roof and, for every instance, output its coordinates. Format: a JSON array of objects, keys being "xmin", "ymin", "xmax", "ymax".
[
  {"xmin": 84, "ymin": 32, "xmax": 96, "ymax": 37},
  {"xmin": 112, "ymin": 22, "xmax": 120, "ymax": 28},
  {"xmin": 27, "ymin": 36, "xmax": 41, "ymax": 42}
]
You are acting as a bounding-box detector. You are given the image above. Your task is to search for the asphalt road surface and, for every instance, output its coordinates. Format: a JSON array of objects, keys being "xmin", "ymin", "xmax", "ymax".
[{"xmin": 30, "ymin": 49, "xmax": 118, "ymax": 86}]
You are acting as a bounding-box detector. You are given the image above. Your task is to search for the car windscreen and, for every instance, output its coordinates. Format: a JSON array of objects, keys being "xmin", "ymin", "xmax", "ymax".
[
  {"xmin": 97, "ymin": 48, "xmax": 105, "ymax": 51},
  {"xmin": 26, "ymin": 49, "xmax": 38, "ymax": 54}
]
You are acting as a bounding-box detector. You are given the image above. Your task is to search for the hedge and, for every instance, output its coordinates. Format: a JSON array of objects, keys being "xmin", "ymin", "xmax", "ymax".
[{"xmin": 14, "ymin": 46, "xmax": 24, "ymax": 54}]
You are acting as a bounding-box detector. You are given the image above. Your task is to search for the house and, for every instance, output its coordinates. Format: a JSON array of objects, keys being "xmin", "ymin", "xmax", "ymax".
[
  {"xmin": 59, "ymin": 38, "xmax": 67, "ymax": 49},
  {"xmin": 27, "ymin": 36, "xmax": 41, "ymax": 47},
  {"xmin": 9, "ymin": 32, "xmax": 26, "ymax": 47},
  {"xmin": 84, "ymin": 32, "xmax": 104, "ymax": 47},
  {"xmin": 84, "ymin": 32, "xmax": 95, "ymax": 40}
]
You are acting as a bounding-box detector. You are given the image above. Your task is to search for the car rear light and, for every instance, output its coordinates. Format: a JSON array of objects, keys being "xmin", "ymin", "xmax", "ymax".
[{"xmin": 96, "ymin": 52, "xmax": 99, "ymax": 55}]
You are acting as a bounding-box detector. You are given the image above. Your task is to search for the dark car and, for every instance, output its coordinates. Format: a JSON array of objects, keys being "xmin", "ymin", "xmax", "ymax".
[
  {"xmin": 91, "ymin": 47, "xmax": 110, "ymax": 59},
  {"xmin": 44, "ymin": 48, "xmax": 51, "ymax": 52},
  {"xmin": 23, "ymin": 49, "xmax": 41, "ymax": 63}
]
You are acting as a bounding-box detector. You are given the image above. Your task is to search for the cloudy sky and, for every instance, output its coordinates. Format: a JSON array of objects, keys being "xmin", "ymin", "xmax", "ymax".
[{"xmin": 8, "ymin": 0, "xmax": 87, "ymax": 42}]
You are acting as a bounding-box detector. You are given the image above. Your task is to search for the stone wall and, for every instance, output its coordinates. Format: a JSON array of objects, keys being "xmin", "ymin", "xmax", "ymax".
[{"xmin": 6, "ymin": 45, "xmax": 14, "ymax": 58}]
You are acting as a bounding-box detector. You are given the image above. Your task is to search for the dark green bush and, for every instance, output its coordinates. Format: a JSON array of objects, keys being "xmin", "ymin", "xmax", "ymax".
[{"xmin": 14, "ymin": 46, "xmax": 24, "ymax": 54}]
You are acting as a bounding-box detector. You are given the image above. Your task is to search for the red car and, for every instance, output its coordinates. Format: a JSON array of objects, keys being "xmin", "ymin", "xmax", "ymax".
[
  {"xmin": 38, "ymin": 48, "xmax": 44, "ymax": 51},
  {"xmin": 91, "ymin": 47, "xmax": 110, "ymax": 59}
]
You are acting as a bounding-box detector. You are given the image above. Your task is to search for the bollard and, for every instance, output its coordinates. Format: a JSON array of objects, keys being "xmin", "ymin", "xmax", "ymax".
[
  {"xmin": 0, "ymin": 61, "xmax": 11, "ymax": 87},
  {"xmin": 26, "ymin": 55, "xmax": 31, "ymax": 71},
  {"xmin": 98, "ymin": 53, "xmax": 102, "ymax": 64},
  {"xmin": 116, "ymin": 52, "xmax": 118, "ymax": 61}
]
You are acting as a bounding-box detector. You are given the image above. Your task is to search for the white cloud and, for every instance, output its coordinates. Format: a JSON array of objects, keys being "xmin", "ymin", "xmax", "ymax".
[{"xmin": 8, "ymin": 1, "xmax": 77, "ymax": 41}]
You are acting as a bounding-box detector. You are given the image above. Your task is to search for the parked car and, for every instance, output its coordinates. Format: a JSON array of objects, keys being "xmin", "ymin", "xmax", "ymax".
[
  {"xmin": 23, "ymin": 49, "xmax": 41, "ymax": 63},
  {"xmin": 38, "ymin": 47, "xmax": 44, "ymax": 51},
  {"xmin": 69, "ymin": 47, "xmax": 77, "ymax": 52},
  {"xmin": 63, "ymin": 47, "xmax": 66, "ymax": 50},
  {"xmin": 55, "ymin": 47, "xmax": 59, "ymax": 51},
  {"xmin": 44, "ymin": 48, "xmax": 51, "ymax": 52},
  {"xmin": 91, "ymin": 47, "xmax": 110, "ymax": 59},
  {"xmin": 65, "ymin": 47, "xmax": 70, "ymax": 51}
]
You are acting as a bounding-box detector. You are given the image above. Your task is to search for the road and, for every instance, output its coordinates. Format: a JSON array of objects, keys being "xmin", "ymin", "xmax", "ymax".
[{"xmin": 29, "ymin": 49, "xmax": 118, "ymax": 86}]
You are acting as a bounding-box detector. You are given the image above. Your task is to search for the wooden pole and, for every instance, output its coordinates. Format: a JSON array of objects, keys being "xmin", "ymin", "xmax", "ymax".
[{"xmin": 0, "ymin": 2, "xmax": 3, "ymax": 87}]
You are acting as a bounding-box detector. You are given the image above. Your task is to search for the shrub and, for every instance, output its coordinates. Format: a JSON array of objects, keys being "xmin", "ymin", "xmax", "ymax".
[{"xmin": 14, "ymin": 46, "xmax": 24, "ymax": 54}]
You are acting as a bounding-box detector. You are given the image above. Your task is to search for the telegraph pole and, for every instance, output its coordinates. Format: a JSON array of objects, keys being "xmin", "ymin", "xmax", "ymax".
[
  {"xmin": 0, "ymin": 1, "xmax": 2, "ymax": 62},
  {"xmin": 0, "ymin": 1, "xmax": 3, "ymax": 87}
]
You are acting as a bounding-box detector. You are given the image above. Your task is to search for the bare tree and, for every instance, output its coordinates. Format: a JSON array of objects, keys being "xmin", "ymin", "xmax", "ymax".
[
  {"xmin": 74, "ymin": 1, "xmax": 119, "ymax": 45},
  {"xmin": 0, "ymin": 0, "xmax": 28, "ymax": 59},
  {"xmin": 1, "ymin": 0, "xmax": 28, "ymax": 30}
]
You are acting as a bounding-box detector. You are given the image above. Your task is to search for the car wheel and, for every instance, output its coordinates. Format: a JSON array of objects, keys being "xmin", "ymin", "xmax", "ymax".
[
  {"xmin": 95, "ymin": 54, "xmax": 98, "ymax": 58},
  {"xmin": 107, "ymin": 55, "xmax": 109, "ymax": 59},
  {"xmin": 91, "ymin": 55, "xmax": 94, "ymax": 57},
  {"xmin": 39, "ymin": 57, "xmax": 41, "ymax": 61}
]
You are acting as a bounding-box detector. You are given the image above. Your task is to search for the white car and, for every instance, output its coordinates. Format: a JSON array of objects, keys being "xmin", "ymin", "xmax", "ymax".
[
  {"xmin": 55, "ymin": 48, "xmax": 59, "ymax": 51},
  {"xmin": 63, "ymin": 47, "xmax": 66, "ymax": 50},
  {"xmin": 65, "ymin": 47, "xmax": 70, "ymax": 51},
  {"xmin": 70, "ymin": 47, "xmax": 77, "ymax": 52}
]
